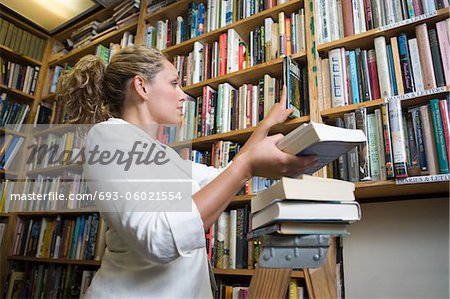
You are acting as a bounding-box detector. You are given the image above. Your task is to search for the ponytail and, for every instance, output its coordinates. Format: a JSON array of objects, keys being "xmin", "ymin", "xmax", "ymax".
[
  {"xmin": 56, "ymin": 45, "xmax": 167, "ymax": 124},
  {"xmin": 56, "ymin": 55, "xmax": 111, "ymax": 124}
]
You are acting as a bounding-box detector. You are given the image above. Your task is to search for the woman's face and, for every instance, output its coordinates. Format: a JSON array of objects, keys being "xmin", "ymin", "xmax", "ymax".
[{"xmin": 146, "ymin": 59, "xmax": 186, "ymax": 125}]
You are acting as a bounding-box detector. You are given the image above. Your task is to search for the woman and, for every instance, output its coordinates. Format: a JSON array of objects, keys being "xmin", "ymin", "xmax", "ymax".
[{"xmin": 57, "ymin": 45, "xmax": 317, "ymax": 298}]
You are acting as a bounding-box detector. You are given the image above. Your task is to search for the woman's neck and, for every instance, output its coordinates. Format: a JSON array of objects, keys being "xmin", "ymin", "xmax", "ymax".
[{"xmin": 121, "ymin": 104, "xmax": 159, "ymax": 140}]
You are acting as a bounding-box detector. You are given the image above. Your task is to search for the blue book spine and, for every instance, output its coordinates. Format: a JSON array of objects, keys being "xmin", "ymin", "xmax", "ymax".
[
  {"xmin": 349, "ymin": 50, "xmax": 360, "ymax": 104},
  {"xmin": 398, "ymin": 33, "xmax": 415, "ymax": 93},
  {"xmin": 386, "ymin": 45, "xmax": 398, "ymax": 96},
  {"xmin": 226, "ymin": 0, "xmax": 233, "ymax": 25},
  {"xmin": 198, "ymin": 3, "xmax": 205, "ymax": 36},
  {"xmin": 70, "ymin": 216, "xmax": 80, "ymax": 259}
]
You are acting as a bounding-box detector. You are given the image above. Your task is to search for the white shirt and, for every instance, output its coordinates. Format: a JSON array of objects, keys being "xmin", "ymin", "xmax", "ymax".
[{"xmin": 82, "ymin": 118, "xmax": 225, "ymax": 299}]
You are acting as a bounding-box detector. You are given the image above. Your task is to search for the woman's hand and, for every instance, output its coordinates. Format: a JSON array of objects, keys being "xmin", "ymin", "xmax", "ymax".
[
  {"xmin": 235, "ymin": 133, "xmax": 318, "ymax": 180},
  {"xmin": 235, "ymin": 85, "xmax": 292, "ymax": 159},
  {"xmin": 260, "ymin": 85, "xmax": 293, "ymax": 129}
]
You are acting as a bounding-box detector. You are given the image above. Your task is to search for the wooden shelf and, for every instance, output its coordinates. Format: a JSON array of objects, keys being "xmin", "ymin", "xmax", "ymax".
[
  {"xmin": 231, "ymin": 195, "xmax": 253, "ymax": 204},
  {"xmin": 0, "ymin": 128, "xmax": 28, "ymax": 138},
  {"xmin": 213, "ymin": 268, "xmax": 304, "ymax": 278},
  {"xmin": 183, "ymin": 52, "xmax": 306, "ymax": 97},
  {"xmin": 317, "ymin": 8, "xmax": 450, "ymax": 53},
  {"xmin": 33, "ymin": 123, "xmax": 72, "ymax": 137},
  {"xmin": 1, "ymin": 169, "xmax": 19, "ymax": 178},
  {"xmin": 170, "ymin": 115, "xmax": 310, "ymax": 151},
  {"xmin": 48, "ymin": 21, "xmax": 138, "ymax": 66},
  {"xmin": 14, "ymin": 208, "xmax": 98, "ymax": 217},
  {"xmin": 27, "ymin": 163, "xmax": 83, "ymax": 176},
  {"xmin": 355, "ymin": 179, "xmax": 449, "ymax": 202},
  {"xmin": 0, "ymin": 45, "xmax": 42, "ymax": 66},
  {"xmin": 321, "ymin": 86, "xmax": 450, "ymax": 119},
  {"xmin": 8, "ymin": 256, "xmax": 101, "ymax": 266},
  {"xmin": 0, "ymin": 213, "xmax": 10, "ymax": 217},
  {"xmin": 0, "ymin": 84, "xmax": 35, "ymax": 102},
  {"xmin": 160, "ymin": 0, "xmax": 304, "ymax": 58},
  {"xmin": 41, "ymin": 93, "xmax": 56, "ymax": 103}
]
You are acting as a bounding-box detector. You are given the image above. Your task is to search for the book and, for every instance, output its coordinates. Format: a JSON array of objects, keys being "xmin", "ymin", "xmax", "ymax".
[
  {"xmin": 276, "ymin": 122, "xmax": 367, "ymax": 175},
  {"xmin": 251, "ymin": 175, "xmax": 355, "ymax": 213},
  {"xmin": 283, "ymin": 56, "xmax": 302, "ymax": 118},
  {"xmin": 247, "ymin": 222, "xmax": 349, "ymax": 239},
  {"xmin": 251, "ymin": 201, "xmax": 361, "ymax": 229}
]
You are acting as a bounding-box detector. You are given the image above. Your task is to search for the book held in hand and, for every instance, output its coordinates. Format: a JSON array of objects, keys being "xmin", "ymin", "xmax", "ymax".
[
  {"xmin": 277, "ymin": 122, "xmax": 367, "ymax": 175},
  {"xmin": 283, "ymin": 56, "xmax": 302, "ymax": 118}
]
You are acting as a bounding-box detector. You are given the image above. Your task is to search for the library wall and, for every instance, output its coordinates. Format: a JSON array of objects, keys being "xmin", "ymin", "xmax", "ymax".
[{"xmin": 343, "ymin": 198, "xmax": 449, "ymax": 298}]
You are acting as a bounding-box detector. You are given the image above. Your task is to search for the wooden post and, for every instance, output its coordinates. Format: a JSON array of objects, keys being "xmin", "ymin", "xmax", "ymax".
[{"xmin": 247, "ymin": 268, "xmax": 291, "ymax": 299}]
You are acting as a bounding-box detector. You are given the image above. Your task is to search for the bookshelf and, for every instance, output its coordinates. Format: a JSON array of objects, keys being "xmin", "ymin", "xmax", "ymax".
[{"xmin": 1, "ymin": 0, "xmax": 449, "ymax": 298}]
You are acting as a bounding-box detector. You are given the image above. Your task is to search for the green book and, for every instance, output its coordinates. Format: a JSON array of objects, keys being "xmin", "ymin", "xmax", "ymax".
[{"xmin": 429, "ymin": 99, "xmax": 449, "ymax": 174}]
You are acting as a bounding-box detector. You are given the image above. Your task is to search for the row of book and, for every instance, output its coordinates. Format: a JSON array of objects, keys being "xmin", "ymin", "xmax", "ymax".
[
  {"xmin": 0, "ymin": 172, "xmax": 94, "ymax": 213},
  {"xmin": 27, "ymin": 130, "xmax": 84, "ymax": 170},
  {"xmin": 147, "ymin": 0, "xmax": 292, "ymax": 49},
  {"xmin": 0, "ymin": 93, "xmax": 30, "ymax": 131},
  {"xmin": 330, "ymin": 98, "xmax": 449, "ymax": 182},
  {"xmin": 1, "ymin": 57, "xmax": 40, "ymax": 95},
  {"xmin": 4, "ymin": 265, "xmax": 95, "ymax": 299},
  {"xmin": 0, "ymin": 18, "xmax": 47, "ymax": 61},
  {"xmin": 320, "ymin": 21, "xmax": 449, "ymax": 109},
  {"xmin": 58, "ymin": 0, "xmax": 140, "ymax": 53},
  {"xmin": 316, "ymin": 0, "xmax": 449, "ymax": 44},
  {"xmin": 1, "ymin": 135, "xmax": 24, "ymax": 171},
  {"xmin": 11, "ymin": 214, "xmax": 106, "ymax": 261},
  {"xmin": 149, "ymin": 8, "xmax": 306, "ymax": 62},
  {"xmin": 169, "ymin": 12, "xmax": 305, "ymax": 85},
  {"xmin": 34, "ymin": 100, "xmax": 66, "ymax": 126}
]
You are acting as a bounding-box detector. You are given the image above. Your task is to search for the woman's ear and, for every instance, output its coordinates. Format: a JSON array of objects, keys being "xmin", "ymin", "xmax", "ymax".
[{"xmin": 131, "ymin": 75, "xmax": 149, "ymax": 101}]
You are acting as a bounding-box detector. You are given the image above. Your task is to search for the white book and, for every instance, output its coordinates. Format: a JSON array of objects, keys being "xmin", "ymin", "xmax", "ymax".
[
  {"xmin": 374, "ymin": 36, "xmax": 392, "ymax": 97},
  {"xmin": 358, "ymin": 0, "xmax": 367, "ymax": 32},
  {"xmin": 375, "ymin": 109, "xmax": 387, "ymax": 181},
  {"xmin": 367, "ymin": 113, "xmax": 380, "ymax": 180},
  {"xmin": 229, "ymin": 209, "xmax": 237, "ymax": 269},
  {"xmin": 176, "ymin": 16, "xmax": 183, "ymax": 44},
  {"xmin": 384, "ymin": 0, "xmax": 396, "ymax": 25},
  {"xmin": 337, "ymin": 0, "xmax": 345, "ymax": 38},
  {"xmin": 252, "ymin": 85, "xmax": 258, "ymax": 126},
  {"xmin": 251, "ymin": 201, "xmax": 361, "ymax": 230},
  {"xmin": 372, "ymin": 0, "xmax": 382, "ymax": 28},
  {"xmin": 265, "ymin": 17, "xmax": 274, "ymax": 59},
  {"xmin": 408, "ymin": 38, "xmax": 425, "ymax": 92},
  {"xmin": 330, "ymin": 0, "xmax": 340, "ymax": 40},
  {"xmin": 352, "ymin": 0, "xmax": 361, "ymax": 34},
  {"xmin": 277, "ymin": 122, "xmax": 366, "ymax": 175},
  {"xmin": 422, "ymin": 0, "xmax": 436, "ymax": 13},
  {"xmin": 328, "ymin": 48, "xmax": 346, "ymax": 107},
  {"xmin": 192, "ymin": 41, "xmax": 204, "ymax": 84},
  {"xmin": 251, "ymin": 175, "xmax": 356, "ymax": 214},
  {"xmin": 239, "ymin": 85, "xmax": 247, "ymax": 129},
  {"xmin": 393, "ymin": 0, "xmax": 404, "ymax": 23},
  {"xmin": 297, "ymin": 9, "xmax": 306, "ymax": 52},
  {"xmin": 317, "ymin": 0, "xmax": 330, "ymax": 43}
]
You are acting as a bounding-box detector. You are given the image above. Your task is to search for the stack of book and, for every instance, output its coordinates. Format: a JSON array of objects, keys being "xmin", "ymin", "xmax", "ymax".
[{"xmin": 248, "ymin": 175, "xmax": 361, "ymax": 238}]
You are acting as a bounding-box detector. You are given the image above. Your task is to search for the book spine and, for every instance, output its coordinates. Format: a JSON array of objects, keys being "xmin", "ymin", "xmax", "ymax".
[
  {"xmin": 390, "ymin": 37, "xmax": 405, "ymax": 95},
  {"xmin": 388, "ymin": 97, "xmax": 409, "ymax": 178},
  {"xmin": 428, "ymin": 28, "xmax": 446, "ymax": 87},
  {"xmin": 408, "ymin": 38, "xmax": 425, "ymax": 92},
  {"xmin": 367, "ymin": 113, "xmax": 381, "ymax": 180},
  {"xmin": 381, "ymin": 104, "xmax": 395, "ymax": 179},
  {"xmin": 348, "ymin": 50, "xmax": 360, "ymax": 104},
  {"xmin": 439, "ymin": 99, "xmax": 450, "ymax": 165},
  {"xmin": 436, "ymin": 20, "xmax": 450, "ymax": 85},
  {"xmin": 329, "ymin": 48, "xmax": 346, "ymax": 107},
  {"xmin": 367, "ymin": 49, "xmax": 381, "ymax": 99},
  {"xmin": 430, "ymin": 99, "xmax": 449, "ymax": 173},
  {"xmin": 335, "ymin": 117, "xmax": 349, "ymax": 180},
  {"xmin": 375, "ymin": 109, "xmax": 387, "ymax": 180},
  {"xmin": 344, "ymin": 112, "xmax": 360, "ymax": 181},
  {"xmin": 410, "ymin": 107, "xmax": 429, "ymax": 172},
  {"xmin": 406, "ymin": 110, "xmax": 421, "ymax": 175},
  {"xmin": 386, "ymin": 45, "xmax": 398, "ymax": 96},
  {"xmin": 415, "ymin": 24, "xmax": 437, "ymax": 89},
  {"xmin": 374, "ymin": 36, "xmax": 392, "ymax": 98},
  {"xmin": 397, "ymin": 33, "xmax": 415, "ymax": 93},
  {"xmin": 420, "ymin": 104, "xmax": 439, "ymax": 175}
]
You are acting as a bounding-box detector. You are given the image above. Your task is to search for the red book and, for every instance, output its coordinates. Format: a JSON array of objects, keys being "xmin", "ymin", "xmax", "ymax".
[
  {"xmin": 342, "ymin": 0, "xmax": 354, "ymax": 36},
  {"xmin": 412, "ymin": 0, "xmax": 423, "ymax": 16},
  {"xmin": 285, "ymin": 17, "xmax": 292, "ymax": 56},
  {"xmin": 219, "ymin": 33, "xmax": 227, "ymax": 76},
  {"xmin": 238, "ymin": 43, "xmax": 245, "ymax": 70},
  {"xmin": 367, "ymin": 49, "xmax": 381, "ymax": 99},
  {"xmin": 364, "ymin": 0, "xmax": 373, "ymax": 29},
  {"xmin": 166, "ymin": 20, "xmax": 172, "ymax": 48},
  {"xmin": 439, "ymin": 99, "xmax": 450, "ymax": 166}
]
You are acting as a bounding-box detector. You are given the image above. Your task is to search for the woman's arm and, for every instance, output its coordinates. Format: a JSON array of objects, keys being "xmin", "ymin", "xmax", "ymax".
[{"xmin": 193, "ymin": 86, "xmax": 317, "ymax": 229}]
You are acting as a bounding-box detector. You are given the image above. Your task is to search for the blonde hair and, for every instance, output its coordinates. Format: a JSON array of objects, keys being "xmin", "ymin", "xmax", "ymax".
[{"xmin": 56, "ymin": 45, "xmax": 167, "ymax": 124}]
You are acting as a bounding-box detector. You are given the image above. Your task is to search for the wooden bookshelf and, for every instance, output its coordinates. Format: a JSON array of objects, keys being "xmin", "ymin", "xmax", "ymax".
[
  {"xmin": 0, "ymin": 169, "xmax": 19, "ymax": 177},
  {"xmin": 40, "ymin": 93, "xmax": 56, "ymax": 103},
  {"xmin": 0, "ymin": 45, "xmax": 42, "ymax": 66},
  {"xmin": 0, "ymin": 128, "xmax": 28, "ymax": 138},
  {"xmin": 317, "ymin": 8, "xmax": 450, "ymax": 54},
  {"xmin": 213, "ymin": 268, "xmax": 305, "ymax": 278},
  {"xmin": 48, "ymin": 21, "xmax": 139, "ymax": 66},
  {"xmin": 7, "ymin": 256, "xmax": 101, "ymax": 266},
  {"xmin": 170, "ymin": 115, "xmax": 310, "ymax": 151},
  {"xmin": 183, "ymin": 51, "xmax": 306, "ymax": 97},
  {"xmin": 0, "ymin": 213, "xmax": 10, "ymax": 218},
  {"xmin": 231, "ymin": 195, "xmax": 253, "ymax": 204},
  {"xmin": 0, "ymin": 84, "xmax": 36, "ymax": 102},
  {"xmin": 159, "ymin": 0, "xmax": 304, "ymax": 58},
  {"xmin": 33, "ymin": 123, "xmax": 72, "ymax": 137},
  {"xmin": 321, "ymin": 86, "xmax": 450, "ymax": 119}
]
